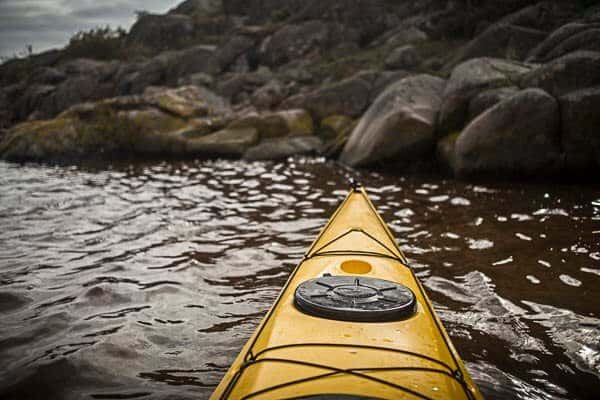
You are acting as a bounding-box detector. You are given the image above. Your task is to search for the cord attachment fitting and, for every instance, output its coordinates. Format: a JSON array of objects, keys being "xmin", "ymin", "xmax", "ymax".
[{"xmin": 348, "ymin": 177, "xmax": 361, "ymax": 191}]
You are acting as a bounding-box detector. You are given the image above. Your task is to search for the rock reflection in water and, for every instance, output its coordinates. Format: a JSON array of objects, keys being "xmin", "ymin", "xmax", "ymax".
[{"xmin": 0, "ymin": 158, "xmax": 598, "ymax": 400}]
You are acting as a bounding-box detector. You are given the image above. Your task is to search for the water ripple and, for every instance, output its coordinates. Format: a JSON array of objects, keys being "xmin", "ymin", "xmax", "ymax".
[{"xmin": 0, "ymin": 159, "xmax": 599, "ymax": 400}]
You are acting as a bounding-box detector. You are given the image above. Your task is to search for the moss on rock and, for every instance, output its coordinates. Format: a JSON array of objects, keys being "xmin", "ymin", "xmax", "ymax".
[
  {"xmin": 186, "ymin": 127, "xmax": 259, "ymax": 156},
  {"xmin": 227, "ymin": 109, "xmax": 313, "ymax": 139}
]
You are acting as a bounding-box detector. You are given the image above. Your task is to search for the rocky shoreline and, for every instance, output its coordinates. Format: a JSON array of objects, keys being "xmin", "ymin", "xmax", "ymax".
[{"xmin": 1, "ymin": 0, "xmax": 599, "ymax": 179}]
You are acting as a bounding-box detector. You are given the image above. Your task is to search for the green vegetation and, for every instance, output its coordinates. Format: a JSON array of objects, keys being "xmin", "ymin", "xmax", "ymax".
[{"xmin": 64, "ymin": 26, "xmax": 129, "ymax": 61}]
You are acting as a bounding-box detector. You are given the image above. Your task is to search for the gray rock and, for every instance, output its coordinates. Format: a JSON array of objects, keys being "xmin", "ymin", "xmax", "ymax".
[
  {"xmin": 143, "ymin": 85, "xmax": 230, "ymax": 117},
  {"xmin": 438, "ymin": 57, "xmax": 533, "ymax": 135},
  {"xmin": 340, "ymin": 74, "xmax": 445, "ymax": 167},
  {"xmin": 43, "ymin": 75, "xmax": 115, "ymax": 118},
  {"xmin": 384, "ymin": 45, "xmax": 420, "ymax": 70},
  {"xmin": 170, "ymin": 0, "xmax": 223, "ymax": 15},
  {"xmin": 60, "ymin": 58, "xmax": 116, "ymax": 76},
  {"xmin": 260, "ymin": 20, "xmax": 330, "ymax": 67},
  {"xmin": 216, "ymin": 35, "xmax": 256, "ymax": 72},
  {"xmin": 468, "ymin": 86, "xmax": 519, "ymax": 121},
  {"xmin": 382, "ymin": 27, "xmax": 428, "ymax": 47},
  {"xmin": 436, "ymin": 132, "xmax": 460, "ymax": 175},
  {"xmin": 225, "ymin": 0, "xmax": 395, "ymax": 42},
  {"xmin": 259, "ymin": 20, "xmax": 359, "ymax": 67},
  {"xmin": 530, "ymin": 25, "xmax": 600, "ymax": 62},
  {"xmin": 14, "ymin": 85, "xmax": 56, "ymax": 120},
  {"xmin": 227, "ymin": 109, "xmax": 313, "ymax": 139},
  {"xmin": 120, "ymin": 46, "xmax": 218, "ymax": 94},
  {"xmin": 280, "ymin": 73, "xmax": 372, "ymax": 120},
  {"xmin": 494, "ymin": 2, "xmax": 577, "ymax": 32},
  {"xmin": 178, "ymin": 72, "xmax": 215, "ymax": 87},
  {"xmin": 0, "ymin": 49, "xmax": 62, "ymax": 87},
  {"xmin": 527, "ymin": 22, "xmax": 600, "ymax": 62},
  {"xmin": 279, "ymin": 60, "xmax": 314, "ymax": 84},
  {"xmin": 370, "ymin": 70, "xmax": 411, "ymax": 102},
  {"xmin": 216, "ymin": 67, "xmax": 273, "ymax": 103},
  {"xmin": 186, "ymin": 127, "xmax": 259, "ymax": 157},
  {"xmin": 454, "ymin": 89, "xmax": 562, "ymax": 178},
  {"xmin": 166, "ymin": 45, "xmax": 219, "ymax": 80},
  {"xmin": 127, "ymin": 13, "xmax": 195, "ymax": 50},
  {"xmin": 30, "ymin": 67, "xmax": 67, "ymax": 85},
  {"xmin": 243, "ymin": 135, "xmax": 322, "ymax": 161},
  {"xmin": 0, "ymin": 87, "xmax": 18, "ymax": 128},
  {"xmin": 559, "ymin": 87, "xmax": 600, "ymax": 171},
  {"xmin": 520, "ymin": 51, "xmax": 600, "ymax": 96},
  {"xmin": 449, "ymin": 24, "xmax": 547, "ymax": 67},
  {"xmin": 251, "ymin": 79, "xmax": 287, "ymax": 109},
  {"xmin": 0, "ymin": 86, "xmax": 234, "ymax": 161}
]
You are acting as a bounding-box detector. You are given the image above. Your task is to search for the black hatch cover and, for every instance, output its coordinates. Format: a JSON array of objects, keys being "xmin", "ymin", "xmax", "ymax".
[{"xmin": 294, "ymin": 275, "xmax": 416, "ymax": 322}]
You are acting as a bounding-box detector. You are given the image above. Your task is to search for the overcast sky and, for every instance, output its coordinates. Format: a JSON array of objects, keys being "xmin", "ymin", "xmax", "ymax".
[{"xmin": 0, "ymin": 0, "xmax": 182, "ymax": 59}]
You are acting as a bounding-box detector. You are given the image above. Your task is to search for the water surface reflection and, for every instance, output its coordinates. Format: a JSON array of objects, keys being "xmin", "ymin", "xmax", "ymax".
[{"xmin": 0, "ymin": 158, "xmax": 598, "ymax": 399}]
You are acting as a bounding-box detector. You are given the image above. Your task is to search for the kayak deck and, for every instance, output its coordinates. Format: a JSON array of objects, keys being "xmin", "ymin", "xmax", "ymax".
[{"xmin": 211, "ymin": 187, "xmax": 483, "ymax": 400}]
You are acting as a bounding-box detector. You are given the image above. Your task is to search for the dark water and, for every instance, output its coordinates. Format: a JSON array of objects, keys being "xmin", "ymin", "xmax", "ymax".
[{"xmin": 0, "ymin": 158, "xmax": 598, "ymax": 400}]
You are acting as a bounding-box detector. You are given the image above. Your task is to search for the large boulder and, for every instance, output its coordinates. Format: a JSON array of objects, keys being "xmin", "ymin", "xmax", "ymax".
[
  {"xmin": 13, "ymin": 85, "xmax": 56, "ymax": 120},
  {"xmin": 449, "ymin": 24, "xmax": 547, "ymax": 66},
  {"xmin": 467, "ymin": 86, "xmax": 519, "ymax": 121},
  {"xmin": 438, "ymin": 58, "xmax": 533, "ymax": 135},
  {"xmin": 227, "ymin": 109, "xmax": 313, "ymax": 139},
  {"xmin": 384, "ymin": 45, "xmax": 420, "ymax": 70},
  {"xmin": 162, "ymin": 45, "xmax": 219, "ymax": 82},
  {"xmin": 259, "ymin": 20, "xmax": 359, "ymax": 67},
  {"xmin": 215, "ymin": 35, "xmax": 257, "ymax": 73},
  {"xmin": 339, "ymin": 74, "xmax": 445, "ymax": 167},
  {"xmin": 243, "ymin": 135, "xmax": 322, "ymax": 161},
  {"xmin": 528, "ymin": 22, "xmax": 600, "ymax": 62},
  {"xmin": 0, "ymin": 85, "xmax": 23, "ymax": 128},
  {"xmin": 280, "ymin": 73, "xmax": 372, "ymax": 120},
  {"xmin": 0, "ymin": 86, "xmax": 231, "ymax": 161},
  {"xmin": 8, "ymin": 59, "xmax": 122, "ymax": 120},
  {"xmin": 376, "ymin": 27, "xmax": 429, "ymax": 48},
  {"xmin": 216, "ymin": 67, "xmax": 273, "ymax": 103},
  {"xmin": 559, "ymin": 87, "xmax": 600, "ymax": 171},
  {"xmin": 143, "ymin": 85, "xmax": 230, "ymax": 117},
  {"xmin": 30, "ymin": 67, "xmax": 67, "ymax": 85},
  {"xmin": 186, "ymin": 127, "xmax": 259, "ymax": 157},
  {"xmin": 127, "ymin": 13, "xmax": 195, "ymax": 50},
  {"xmin": 520, "ymin": 51, "xmax": 600, "ymax": 96},
  {"xmin": 250, "ymin": 79, "xmax": 287, "ymax": 109},
  {"xmin": 260, "ymin": 21, "xmax": 329, "ymax": 67},
  {"xmin": 454, "ymin": 88, "xmax": 562, "ymax": 178},
  {"xmin": 491, "ymin": 2, "xmax": 577, "ymax": 33},
  {"xmin": 0, "ymin": 49, "xmax": 62, "ymax": 87},
  {"xmin": 118, "ymin": 46, "xmax": 218, "ymax": 94}
]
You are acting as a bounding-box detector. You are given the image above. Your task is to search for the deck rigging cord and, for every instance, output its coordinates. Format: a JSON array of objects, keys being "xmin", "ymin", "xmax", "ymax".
[{"xmin": 218, "ymin": 184, "xmax": 476, "ymax": 400}]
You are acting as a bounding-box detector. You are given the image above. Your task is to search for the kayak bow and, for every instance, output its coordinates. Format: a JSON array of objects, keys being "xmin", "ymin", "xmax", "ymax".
[{"xmin": 211, "ymin": 186, "xmax": 483, "ymax": 400}]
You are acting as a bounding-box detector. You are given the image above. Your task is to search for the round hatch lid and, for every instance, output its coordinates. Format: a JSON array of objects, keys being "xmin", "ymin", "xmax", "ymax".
[{"xmin": 294, "ymin": 275, "xmax": 416, "ymax": 322}]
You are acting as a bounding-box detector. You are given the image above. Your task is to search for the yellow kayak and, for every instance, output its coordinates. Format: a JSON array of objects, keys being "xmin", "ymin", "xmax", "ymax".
[{"xmin": 211, "ymin": 185, "xmax": 483, "ymax": 400}]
